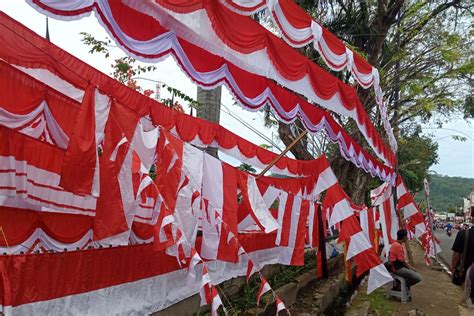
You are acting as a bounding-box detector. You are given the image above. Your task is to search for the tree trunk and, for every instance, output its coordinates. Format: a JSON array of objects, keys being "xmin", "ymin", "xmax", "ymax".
[
  {"xmin": 196, "ymin": 86, "xmax": 222, "ymax": 158},
  {"xmin": 278, "ymin": 121, "xmax": 313, "ymax": 161}
]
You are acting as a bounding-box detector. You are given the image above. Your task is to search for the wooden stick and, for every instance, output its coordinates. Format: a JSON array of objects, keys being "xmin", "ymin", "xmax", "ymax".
[
  {"xmin": 256, "ymin": 130, "xmax": 308, "ymax": 179},
  {"xmin": 393, "ymin": 176, "xmax": 414, "ymax": 264},
  {"xmin": 0, "ymin": 226, "xmax": 9, "ymax": 249}
]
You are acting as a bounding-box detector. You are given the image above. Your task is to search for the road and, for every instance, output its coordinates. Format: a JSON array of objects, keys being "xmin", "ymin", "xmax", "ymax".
[{"xmin": 434, "ymin": 229, "xmax": 456, "ymax": 266}]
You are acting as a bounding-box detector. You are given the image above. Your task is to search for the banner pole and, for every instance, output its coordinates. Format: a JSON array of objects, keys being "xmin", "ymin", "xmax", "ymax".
[
  {"xmin": 256, "ymin": 130, "xmax": 307, "ymax": 179},
  {"xmin": 424, "ymin": 178, "xmax": 438, "ymax": 261},
  {"xmin": 0, "ymin": 226, "xmax": 9, "ymax": 250}
]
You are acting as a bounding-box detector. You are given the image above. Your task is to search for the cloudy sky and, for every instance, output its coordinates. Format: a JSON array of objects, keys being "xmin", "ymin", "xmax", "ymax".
[{"xmin": 2, "ymin": 1, "xmax": 473, "ymax": 178}]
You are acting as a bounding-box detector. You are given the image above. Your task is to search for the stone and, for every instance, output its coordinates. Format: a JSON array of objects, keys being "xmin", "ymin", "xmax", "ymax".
[
  {"xmin": 295, "ymin": 270, "xmax": 317, "ymax": 290},
  {"xmin": 275, "ymin": 282, "xmax": 298, "ymax": 307}
]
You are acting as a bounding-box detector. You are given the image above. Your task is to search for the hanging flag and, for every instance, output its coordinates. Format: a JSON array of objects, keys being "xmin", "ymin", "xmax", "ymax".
[
  {"xmin": 199, "ymin": 265, "xmax": 224, "ymax": 316},
  {"xmin": 187, "ymin": 248, "xmax": 202, "ymax": 282},
  {"xmin": 322, "ymin": 183, "xmax": 354, "ymax": 226},
  {"xmin": 275, "ymin": 296, "xmax": 286, "ymax": 314},
  {"xmin": 370, "ymin": 183, "xmax": 398, "ymax": 257},
  {"xmin": 201, "ymin": 155, "xmax": 239, "ymax": 262},
  {"xmin": 59, "ymin": 85, "xmax": 98, "ymax": 196},
  {"xmin": 246, "ymin": 260, "xmax": 254, "ymax": 283},
  {"xmin": 257, "ymin": 276, "xmax": 272, "ymax": 305}
]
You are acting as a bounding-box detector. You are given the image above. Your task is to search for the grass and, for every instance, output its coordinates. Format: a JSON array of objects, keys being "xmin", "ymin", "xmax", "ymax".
[
  {"xmin": 349, "ymin": 287, "xmax": 396, "ymax": 316},
  {"xmin": 213, "ymin": 251, "xmax": 318, "ymax": 315}
]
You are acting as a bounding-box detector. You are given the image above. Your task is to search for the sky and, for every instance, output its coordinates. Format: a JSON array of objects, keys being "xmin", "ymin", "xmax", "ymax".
[{"xmin": 2, "ymin": 1, "xmax": 473, "ymax": 178}]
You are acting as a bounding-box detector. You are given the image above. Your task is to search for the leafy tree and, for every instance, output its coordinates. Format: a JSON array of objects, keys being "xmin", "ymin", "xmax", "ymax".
[
  {"xmin": 79, "ymin": 32, "xmax": 197, "ymax": 110},
  {"xmin": 397, "ymin": 127, "xmax": 439, "ymax": 192},
  {"xmin": 275, "ymin": 0, "xmax": 473, "ymax": 202},
  {"xmin": 415, "ymin": 174, "xmax": 474, "ymax": 212}
]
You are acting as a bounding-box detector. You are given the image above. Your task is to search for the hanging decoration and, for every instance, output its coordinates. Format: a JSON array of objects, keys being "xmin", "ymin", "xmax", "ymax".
[
  {"xmin": 218, "ymin": 0, "xmax": 396, "ymax": 152},
  {"xmin": 26, "ymin": 0, "xmax": 397, "ymax": 170},
  {"xmin": 0, "ymin": 9, "xmax": 406, "ymax": 316}
]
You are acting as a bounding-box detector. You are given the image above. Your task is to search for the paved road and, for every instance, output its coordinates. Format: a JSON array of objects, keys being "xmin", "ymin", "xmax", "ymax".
[{"xmin": 434, "ymin": 229, "xmax": 456, "ymax": 265}]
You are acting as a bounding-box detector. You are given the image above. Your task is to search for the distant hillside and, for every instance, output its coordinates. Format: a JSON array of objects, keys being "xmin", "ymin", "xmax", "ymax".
[{"xmin": 416, "ymin": 174, "xmax": 474, "ymax": 212}]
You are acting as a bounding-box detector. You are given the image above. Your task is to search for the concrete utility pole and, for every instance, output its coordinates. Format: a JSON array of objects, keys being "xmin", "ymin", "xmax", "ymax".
[{"xmin": 196, "ymin": 86, "xmax": 222, "ymax": 158}]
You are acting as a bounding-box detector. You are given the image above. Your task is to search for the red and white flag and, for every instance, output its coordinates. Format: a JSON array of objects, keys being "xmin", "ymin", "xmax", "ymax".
[
  {"xmin": 199, "ymin": 266, "xmax": 224, "ymax": 316},
  {"xmin": 201, "ymin": 154, "xmax": 239, "ymax": 262},
  {"xmin": 246, "ymin": 259, "xmax": 255, "ymax": 283},
  {"xmin": 396, "ymin": 176, "xmax": 426, "ymax": 237},
  {"xmin": 322, "ymin": 183, "xmax": 354, "ymax": 226},
  {"xmin": 275, "ymin": 296, "xmax": 287, "ymax": 314},
  {"xmin": 187, "ymin": 248, "xmax": 202, "ymax": 281},
  {"xmin": 257, "ymin": 276, "xmax": 272, "ymax": 305},
  {"xmin": 339, "ymin": 214, "xmax": 393, "ymax": 293},
  {"xmin": 370, "ymin": 182, "xmax": 398, "ymax": 257}
]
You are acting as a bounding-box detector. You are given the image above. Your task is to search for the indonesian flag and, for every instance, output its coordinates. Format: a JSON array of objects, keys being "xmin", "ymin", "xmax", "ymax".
[
  {"xmin": 339, "ymin": 215, "xmax": 393, "ymax": 293},
  {"xmin": 421, "ymin": 210, "xmax": 441, "ymax": 265},
  {"xmin": 187, "ymin": 248, "xmax": 202, "ymax": 282},
  {"xmin": 322, "ymin": 183, "xmax": 354, "ymax": 226},
  {"xmin": 172, "ymin": 142, "xmax": 204, "ymax": 256},
  {"xmin": 359, "ymin": 207, "xmax": 377, "ymax": 248},
  {"xmin": 274, "ymin": 193, "xmax": 311, "ymax": 265},
  {"xmin": 246, "ymin": 259, "xmax": 255, "ymax": 283},
  {"xmin": 257, "ymin": 276, "xmax": 272, "ymax": 305},
  {"xmin": 307, "ymin": 202, "xmax": 318, "ymax": 248},
  {"xmin": 238, "ymin": 173, "xmax": 279, "ymax": 234},
  {"xmin": 371, "ymin": 182, "xmax": 398, "ymax": 257},
  {"xmin": 93, "ymin": 101, "xmax": 141, "ymax": 243},
  {"xmin": 396, "ymin": 176, "xmax": 426, "ymax": 237},
  {"xmin": 155, "ymin": 129, "xmax": 184, "ymax": 214},
  {"xmin": 275, "ymin": 296, "xmax": 287, "ymax": 314},
  {"xmin": 96, "ymin": 115, "xmax": 160, "ymax": 246},
  {"xmin": 199, "ymin": 266, "xmax": 224, "ymax": 316},
  {"xmin": 200, "ymin": 155, "xmax": 239, "ymax": 262}
]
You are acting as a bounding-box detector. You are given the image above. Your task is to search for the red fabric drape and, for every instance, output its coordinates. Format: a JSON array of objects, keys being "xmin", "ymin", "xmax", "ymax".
[
  {"xmin": 11, "ymin": 3, "xmax": 396, "ymax": 173},
  {"xmin": 0, "ymin": 207, "xmax": 92, "ymax": 246},
  {"xmin": 59, "ymin": 85, "xmax": 97, "ymax": 195}
]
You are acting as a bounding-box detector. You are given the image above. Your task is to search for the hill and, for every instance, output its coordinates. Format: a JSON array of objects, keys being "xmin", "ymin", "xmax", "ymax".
[{"xmin": 416, "ymin": 174, "xmax": 474, "ymax": 213}]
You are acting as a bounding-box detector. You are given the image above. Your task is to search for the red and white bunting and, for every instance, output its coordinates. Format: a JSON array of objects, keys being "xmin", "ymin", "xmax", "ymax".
[
  {"xmin": 257, "ymin": 276, "xmax": 272, "ymax": 305},
  {"xmin": 275, "ymin": 296, "xmax": 287, "ymax": 314},
  {"xmin": 218, "ymin": 0, "xmax": 396, "ymax": 152},
  {"xmin": 246, "ymin": 260, "xmax": 255, "ymax": 283},
  {"xmin": 187, "ymin": 248, "xmax": 202, "ymax": 281},
  {"xmin": 199, "ymin": 266, "xmax": 225, "ymax": 316},
  {"xmin": 396, "ymin": 176, "xmax": 426, "ymax": 237},
  {"xmin": 25, "ymin": 1, "xmax": 397, "ymax": 182},
  {"xmin": 339, "ymin": 215, "xmax": 393, "ymax": 293},
  {"xmin": 371, "ymin": 183, "xmax": 398, "ymax": 257},
  {"xmin": 322, "ymin": 183, "xmax": 354, "ymax": 226}
]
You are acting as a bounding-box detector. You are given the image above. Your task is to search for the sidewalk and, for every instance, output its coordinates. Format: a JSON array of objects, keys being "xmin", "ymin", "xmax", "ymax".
[{"xmin": 346, "ymin": 241, "xmax": 470, "ymax": 316}]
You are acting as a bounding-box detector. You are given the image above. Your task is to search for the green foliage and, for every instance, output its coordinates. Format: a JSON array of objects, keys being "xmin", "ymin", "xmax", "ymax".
[
  {"xmin": 80, "ymin": 33, "xmax": 199, "ymax": 109},
  {"xmin": 366, "ymin": 288, "xmax": 396, "ymax": 315},
  {"xmin": 161, "ymin": 83, "xmax": 200, "ymax": 109},
  {"xmin": 220, "ymin": 251, "xmax": 316, "ymax": 314},
  {"xmin": 397, "ymin": 127, "xmax": 439, "ymax": 192},
  {"xmin": 238, "ymin": 163, "xmax": 256, "ymax": 174},
  {"xmin": 415, "ymin": 173, "xmax": 474, "ymax": 213},
  {"xmin": 79, "ymin": 32, "xmax": 112, "ymax": 58}
]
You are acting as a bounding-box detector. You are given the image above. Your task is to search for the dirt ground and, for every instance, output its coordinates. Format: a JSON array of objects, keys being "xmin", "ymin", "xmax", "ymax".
[{"xmin": 346, "ymin": 241, "xmax": 471, "ymax": 316}]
